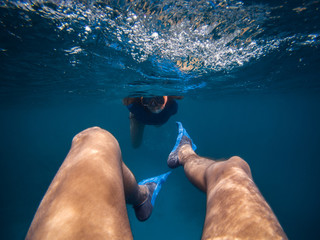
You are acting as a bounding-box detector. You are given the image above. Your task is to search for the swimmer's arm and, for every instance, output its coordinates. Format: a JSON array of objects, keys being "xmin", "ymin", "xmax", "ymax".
[
  {"xmin": 122, "ymin": 97, "xmax": 141, "ymax": 106},
  {"xmin": 169, "ymin": 96, "xmax": 184, "ymax": 100},
  {"xmin": 123, "ymin": 96, "xmax": 183, "ymax": 106}
]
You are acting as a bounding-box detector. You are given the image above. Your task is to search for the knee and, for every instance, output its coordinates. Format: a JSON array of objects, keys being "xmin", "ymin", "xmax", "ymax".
[
  {"xmin": 73, "ymin": 126, "xmax": 104, "ymax": 140},
  {"xmin": 205, "ymin": 156, "xmax": 252, "ymax": 188},
  {"xmin": 227, "ymin": 156, "xmax": 251, "ymax": 175},
  {"xmin": 72, "ymin": 127, "xmax": 118, "ymax": 146}
]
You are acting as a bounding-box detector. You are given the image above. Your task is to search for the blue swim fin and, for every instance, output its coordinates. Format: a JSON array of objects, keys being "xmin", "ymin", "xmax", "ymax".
[
  {"xmin": 167, "ymin": 122, "xmax": 197, "ymax": 168},
  {"xmin": 138, "ymin": 171, "xmax": 171, "ymax": 206},
  {"xmin": 134, "ymin": 171, "xmax": 171, "ymax": 221}
]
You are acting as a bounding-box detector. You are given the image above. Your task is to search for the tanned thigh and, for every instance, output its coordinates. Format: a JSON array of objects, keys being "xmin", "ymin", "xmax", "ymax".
[
  {"xmin": 202, "ymin": 156, "xmax": 287, "ymax": 240},
  {"xmin": 26, "ymin": 127, "xmax": 133, "ymax": 240}
]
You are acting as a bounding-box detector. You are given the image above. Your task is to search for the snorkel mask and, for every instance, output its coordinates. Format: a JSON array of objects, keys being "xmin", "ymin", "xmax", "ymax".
[{"xmin": 141, "ymin": 96, "xmax": 168, "ymax": 113}]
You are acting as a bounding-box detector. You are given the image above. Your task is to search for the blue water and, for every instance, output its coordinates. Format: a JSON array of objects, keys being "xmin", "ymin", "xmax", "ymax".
[{"xmin": 1, "ymin": 0, "xmax": 320, "ymax": 239}]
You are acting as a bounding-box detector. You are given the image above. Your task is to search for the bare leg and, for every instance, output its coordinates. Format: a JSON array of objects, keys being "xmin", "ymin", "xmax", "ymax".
[
  {"xmin": 168, "ymin": 123, "xmax": 287, "ymax": 239},
  {"xmin": 26, "ymin": 127, "xmax": 150, "ymax": 240},
  {"xmin": 130, "ymin": 113, "xmax": 145, "ymax": 148}
]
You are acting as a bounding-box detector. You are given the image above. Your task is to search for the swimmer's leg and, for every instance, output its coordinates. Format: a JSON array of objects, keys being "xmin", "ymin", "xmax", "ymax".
[
  {"xmin": 130, "ymin": 113, "xmax": 145, "ymax": 148},
  {"xmin": 168, "ymin": 124, "xmax": 287, "ymax": 239},
  {"xmin": 26, "ymin": 127, "xmax": 156, "ymax": 240}
]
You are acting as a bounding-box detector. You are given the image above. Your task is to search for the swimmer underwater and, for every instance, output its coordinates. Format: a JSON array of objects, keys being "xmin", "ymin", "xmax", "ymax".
[
  {"xmin": 26, "ymin": 122, "xmax": 287, "ymax": 240},
  {"xmin": 123, "ymin": 96, "xmax": 183, "ymax": 148}
]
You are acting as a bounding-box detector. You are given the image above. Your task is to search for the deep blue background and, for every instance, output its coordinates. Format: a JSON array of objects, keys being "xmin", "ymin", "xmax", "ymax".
[
  {"xmin": 1, "ymin": 91, "xmax": 319, "ymax": 239},
  {"xmin": 1, "ymin": 1, "xmax": 320, "ymax": 239}
]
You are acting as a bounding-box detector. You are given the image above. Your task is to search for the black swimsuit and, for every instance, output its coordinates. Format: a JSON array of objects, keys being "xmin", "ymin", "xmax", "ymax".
[{"xmin": 127, "ymin": 100, "xmax": 178, "ymax": 125}]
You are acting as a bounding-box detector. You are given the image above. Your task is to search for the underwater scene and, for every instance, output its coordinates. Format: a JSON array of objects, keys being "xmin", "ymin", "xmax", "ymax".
[{"xmin": 0, "ymin": 0, "xmax": 320, "ymax": 239}]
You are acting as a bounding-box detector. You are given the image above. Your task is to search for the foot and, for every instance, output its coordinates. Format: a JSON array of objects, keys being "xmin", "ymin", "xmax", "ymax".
[
  {"xmin": 134, "ymin": 171, "xmax": 171, "ymax": 221},
  {"xmin": 133, "ymin": 183, "xmax": 156, "ymax": 221},
  {"xmin": 167, "ymin": 122, "xmax": 197, "ymax": 168}
]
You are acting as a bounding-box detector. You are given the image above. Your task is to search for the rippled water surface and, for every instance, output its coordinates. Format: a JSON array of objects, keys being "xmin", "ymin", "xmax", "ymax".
[
  {"xmin": 1, "ymin": 0, "xmax": 320, "ymax": 239},
  {"xmin": 1, "ymin": 0, "xmax": 319, "ymax": 97}
]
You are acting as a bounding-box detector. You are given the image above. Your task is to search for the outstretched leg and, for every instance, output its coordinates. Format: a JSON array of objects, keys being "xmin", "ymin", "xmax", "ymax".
[
  {"xmin": 168, "ymin": 122, "xmax": 287, "ymax": 240},
  {"xmin": 26, "ymin": 127, "xmax": 168, "ymax": 240}
]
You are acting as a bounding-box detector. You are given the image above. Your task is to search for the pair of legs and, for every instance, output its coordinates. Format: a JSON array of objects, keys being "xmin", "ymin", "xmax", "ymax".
[{"xmin": 26, "ymin": 125, "xmax": 287, "ymax": 239}]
